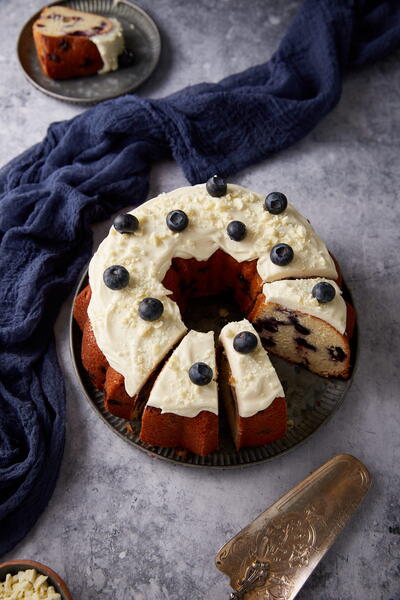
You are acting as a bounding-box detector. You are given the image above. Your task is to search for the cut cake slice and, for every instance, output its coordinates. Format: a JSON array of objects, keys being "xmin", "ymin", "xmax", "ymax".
[
  {"xmin": 140, "ymin": 330, "xmax": 219, "ymax": 456},
  {"xmin": 219, "ymin": 319, "xmax": 286, "ymax": 450}
]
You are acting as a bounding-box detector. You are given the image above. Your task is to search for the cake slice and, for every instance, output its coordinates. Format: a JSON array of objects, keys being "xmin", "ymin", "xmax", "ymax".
[
  {"xmin": 140, "ymin": 331, "xmax": 219, "ymax": 456},
  {"xmin": 248, "ymin": 278, "xmax": 355, "ymax": 379},
  {"xmin": 33, "ymin": 5, "xmax": 124, "ymax": 79},
  {"xmin": 219, "ymin": 319, "xmax": 286, "ymax": 450}
]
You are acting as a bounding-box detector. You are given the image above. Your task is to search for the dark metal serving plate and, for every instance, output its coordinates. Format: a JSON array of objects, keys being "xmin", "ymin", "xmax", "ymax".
[
  {"xmin": 70, "ymin": 270, "xmax": 358, "ymax": 468},
  {"xmin": 17, "ymin": 0, "xmax": 161, "ymax": 104}
]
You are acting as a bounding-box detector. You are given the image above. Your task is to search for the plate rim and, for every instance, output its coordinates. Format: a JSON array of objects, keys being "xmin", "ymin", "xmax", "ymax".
[
  {"xmin": 69, "ymin": 265, "xmax": 359, "ymax": 469},
  {"xmin": 16, "ymin": 0, "xmax": 161, "ymax": 104}
]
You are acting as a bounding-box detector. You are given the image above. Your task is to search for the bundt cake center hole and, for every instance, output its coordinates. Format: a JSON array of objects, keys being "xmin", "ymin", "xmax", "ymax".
[
  {"xmin": 161, "ymin": 249, "xmax": 262, "ymax": 335},
  {"xmin": 182, "ymin": 293, "xmax": 243, "ymax": 335}
]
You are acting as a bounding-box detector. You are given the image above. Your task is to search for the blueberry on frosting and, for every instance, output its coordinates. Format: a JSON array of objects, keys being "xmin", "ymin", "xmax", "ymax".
[
  {"xmin": 270, "ymin": 243, "xmax": 294, "ymax": 266},
  {"xmin": 227, "ymin": 220, "xmax": 246, "ymax": 241},
  {"xmin": 138, "ymin": 297, "xmax": 164, "ymax": 321},
  {"xmin": 206, "ymin": 175, "xmax": 227, "ymax": 197},
  {"xmin": 103, "ymin": 265, "xmax": 129, "ymax": 290},
  {"xmin": 264, "ymin": 192, "xmax": 288, "ymax": 215},
  {"xmin": 312, "ymin": 282, "xmax": 336, "ymax": 303},
  {"xmin": 114, "ymin": 213, "xmax": 139, "ymax": 234},
  {"xmin": 188, "ymin": 362, "xmax": 213, "ymax": 386},
  {"xmin": 166, "ymin": 210, "xmax": 189, "ymax": 232},
  {"xmin": 233, "ymin": 331, "xmax": 258, "ymax": 354}
]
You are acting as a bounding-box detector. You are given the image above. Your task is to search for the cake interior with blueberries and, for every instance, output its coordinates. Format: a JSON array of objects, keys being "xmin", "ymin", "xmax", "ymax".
[
  {"xmin": 32, "ymin": 5, "xmax": 134, "ymax": 79},
  {"xmin": 73, "ymin": 176, "xmax": 355, "ymax": 455}
]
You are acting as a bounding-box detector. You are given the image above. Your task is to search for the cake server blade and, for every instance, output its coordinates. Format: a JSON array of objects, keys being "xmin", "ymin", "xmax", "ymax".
[{"xmin": 215, "ymin": 453, "xmax": 371, "ymax": 599}]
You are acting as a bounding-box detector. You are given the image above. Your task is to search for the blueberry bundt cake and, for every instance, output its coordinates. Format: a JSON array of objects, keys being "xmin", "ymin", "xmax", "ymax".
[
  {"xmin": 73, "ymin": 179, "xmax": 354, "ymax": 455},
  {"xmin": 33, "ymin": 6, "xmax": 124, "ymax": 79},
  {"xmin": 219, "ymin": 320, "xmax": 286, "ymax": 450}
]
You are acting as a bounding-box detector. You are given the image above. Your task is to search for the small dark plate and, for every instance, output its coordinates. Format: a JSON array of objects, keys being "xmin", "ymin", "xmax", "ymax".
[
  {"xmin": 70, "ymin": 269, "xmax": 358, "ymax": 469},
  {"xmin": 17, "ymin": 0, "xmax": 161, "ymax": 104},
  {"xmin": 0, "ymin": 560, "xmax": 73, "ymax": 599}
]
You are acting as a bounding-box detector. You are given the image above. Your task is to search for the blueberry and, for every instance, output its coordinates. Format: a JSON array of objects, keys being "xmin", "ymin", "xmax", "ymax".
[
  {"xmin": 59, "ymin": 39, "xmax": 70, "ymax": 51},
  {"xmin": 138, "ymin": 297, "xmax": 164, "ymax": 321},
  {"xmin": 188, "ymin": 362, "xmax": 213, "ymax": 386},
  {"xmin": 294, "ymin": 337, "xmax": 316, "ymax": 351},
  {"xmin": 114, "ymin": 213, "xmax": 139, "ymax": 234},
  {"xmin": 79, "ymin": 57, "xmax": 93, "ymax": 68},
  {"xmin": 166, "ymin": 210, "xmax": 189, "ymax": 232},
  {"xmin": 312, "ymin": 282, "xmax": 336, "ymax": 303},
  {"xmin": 227, "ymin": 220, "xmax": 246, "ymax": 241},
  {"xmin": 206, "ymin": 175, "xmax": 227, "ymax": 197},
  {"xmin": 118, "ymin": 48, "xmax": 135, "ymax": 69},
  {"xmin": 47, "ymin": 53, "xmax": 60, "ymax": 63},
  {"xmin": 264, "ymin": 192, "xmax": 287, "ymax": 214},
  {"xmin": 233, "ymin": 331, "xmax": 258, "ymax": 354},
  {"xmin": 103, "ymin": 265, "xmax": 129, "ymax": 290},
  {"xmin": 270, "ymin": 243, "xmax": 294, "ymax": 266},
  {"xmin": 328, "ymin": 346, "xmax": 346, "ymax": 362}
]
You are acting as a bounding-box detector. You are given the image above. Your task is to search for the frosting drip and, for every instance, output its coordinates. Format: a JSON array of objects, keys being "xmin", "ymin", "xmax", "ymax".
[
  {"xmin": 88, "ymin": 267, "xmax": 187, "ymax": 396},
  {"xmin": 92, "ymin": 18, "xmax": 124, "ymax": 74},
  {"xmin": 147, "ymin": 330, "xmax": 218, "ymax": 417}
]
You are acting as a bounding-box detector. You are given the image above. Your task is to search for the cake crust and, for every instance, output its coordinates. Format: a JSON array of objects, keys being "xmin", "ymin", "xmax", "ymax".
[
  {"xmin": 140, "ymin": 406, "xmax": 219, "ymax": 456},
  {"xmin": 81, "ymin": 319, "xmax": 108, "ymax": 390},
  {"xmin": 73, "ymin": 284, "xmax": 92, "ymax": 331},
  {"xmin": 33, "ymin": 31, "xmax": 103, "ymax": 79}
]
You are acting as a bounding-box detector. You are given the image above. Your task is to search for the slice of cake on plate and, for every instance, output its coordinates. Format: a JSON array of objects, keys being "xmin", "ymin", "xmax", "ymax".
[
  {"xmin": 248, "ymin": 278, "xmax": 355, "ymax": 378},
  {"xmin": 33, "ymin": 5, "xmax": 125, "ymax": 79},
  {"xmin": 139, "ymin": 330, "xmax": 219, "ymax": 456},
  {"xmin": 219, "ymin": 319, "xmax": 286, "ymax": 450}
]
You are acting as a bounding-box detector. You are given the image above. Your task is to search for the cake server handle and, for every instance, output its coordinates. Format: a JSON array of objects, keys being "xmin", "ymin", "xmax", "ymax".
[
  {"xmin": 216, "ymin": 454, "xmax": 372, "ymax": 600},
  {"xmin": 228, "ymin": 560, "xmax": 270, "ymax": 599}
]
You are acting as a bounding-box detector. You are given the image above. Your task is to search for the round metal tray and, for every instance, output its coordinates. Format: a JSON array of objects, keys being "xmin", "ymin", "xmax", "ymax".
[
  {"xmin": 17, "ymin": 0, "xmax": 161, "ymax": 104},
  {"xmin": 70, "ymin": 270, "xmax": 358, "ymax": 468}
]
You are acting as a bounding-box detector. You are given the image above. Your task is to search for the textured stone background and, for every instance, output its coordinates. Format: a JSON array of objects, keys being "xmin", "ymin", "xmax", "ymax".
[{"xmin": 1, "ymin": 1, "xmax": 400, "ymax": 598}]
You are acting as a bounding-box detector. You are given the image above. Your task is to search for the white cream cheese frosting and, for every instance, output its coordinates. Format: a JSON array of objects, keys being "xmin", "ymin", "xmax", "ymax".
[
  {"xmin": 147, "ymin": 330, "xmax": 218, "ymax": 417},
  {"xmin": 87, "ymin": 268, "xmax": 187, "ymax": 397},
  {"xmin": 262, "ymin": 278, "xmax": 346, "ymax": 334},
  {"xmin": 92, "ymin": 18, "xmax": 124, "ymax": 74},
  {"xmin": 219, "ymin": 319, "xmax": 284, "ymax": 418},
  {"xmin": 88, "ymin": 183, "xmax": 338, "ymax": 399}
]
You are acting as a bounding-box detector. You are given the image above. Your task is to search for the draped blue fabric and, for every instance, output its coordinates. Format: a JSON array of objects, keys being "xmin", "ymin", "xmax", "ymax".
[{"xmin": 1, "ymin": 0, "xmax": 399, "ymax": 555}]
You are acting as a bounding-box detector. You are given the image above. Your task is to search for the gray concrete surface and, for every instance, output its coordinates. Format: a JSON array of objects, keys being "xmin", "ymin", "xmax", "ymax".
[{"xmin": 1, "ymin": 1, "xmax": 400, "ymax": 598}]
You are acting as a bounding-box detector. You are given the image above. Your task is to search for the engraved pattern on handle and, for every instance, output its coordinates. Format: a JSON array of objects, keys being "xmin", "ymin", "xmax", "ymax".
[{"xmin": 229, "ymin": 561, "xmax": 270, "ymax": 600}]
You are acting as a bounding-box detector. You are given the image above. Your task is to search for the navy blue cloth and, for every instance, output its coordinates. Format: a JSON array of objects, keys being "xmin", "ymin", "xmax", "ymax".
[{"xmin": 1, "ymin": 0, "xmax": 399, "ymax": 555}]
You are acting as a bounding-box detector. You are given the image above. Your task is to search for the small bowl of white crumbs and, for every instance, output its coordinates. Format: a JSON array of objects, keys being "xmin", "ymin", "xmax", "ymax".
[{"xmin": 0, "ymin": 561, "xmax": 73, "ymax": 600}]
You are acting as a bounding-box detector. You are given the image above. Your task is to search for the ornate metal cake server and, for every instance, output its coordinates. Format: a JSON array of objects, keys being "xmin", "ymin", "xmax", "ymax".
[{"xmin": 216, "ymin": 453, "xmax": 371, "ymax": 599}]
